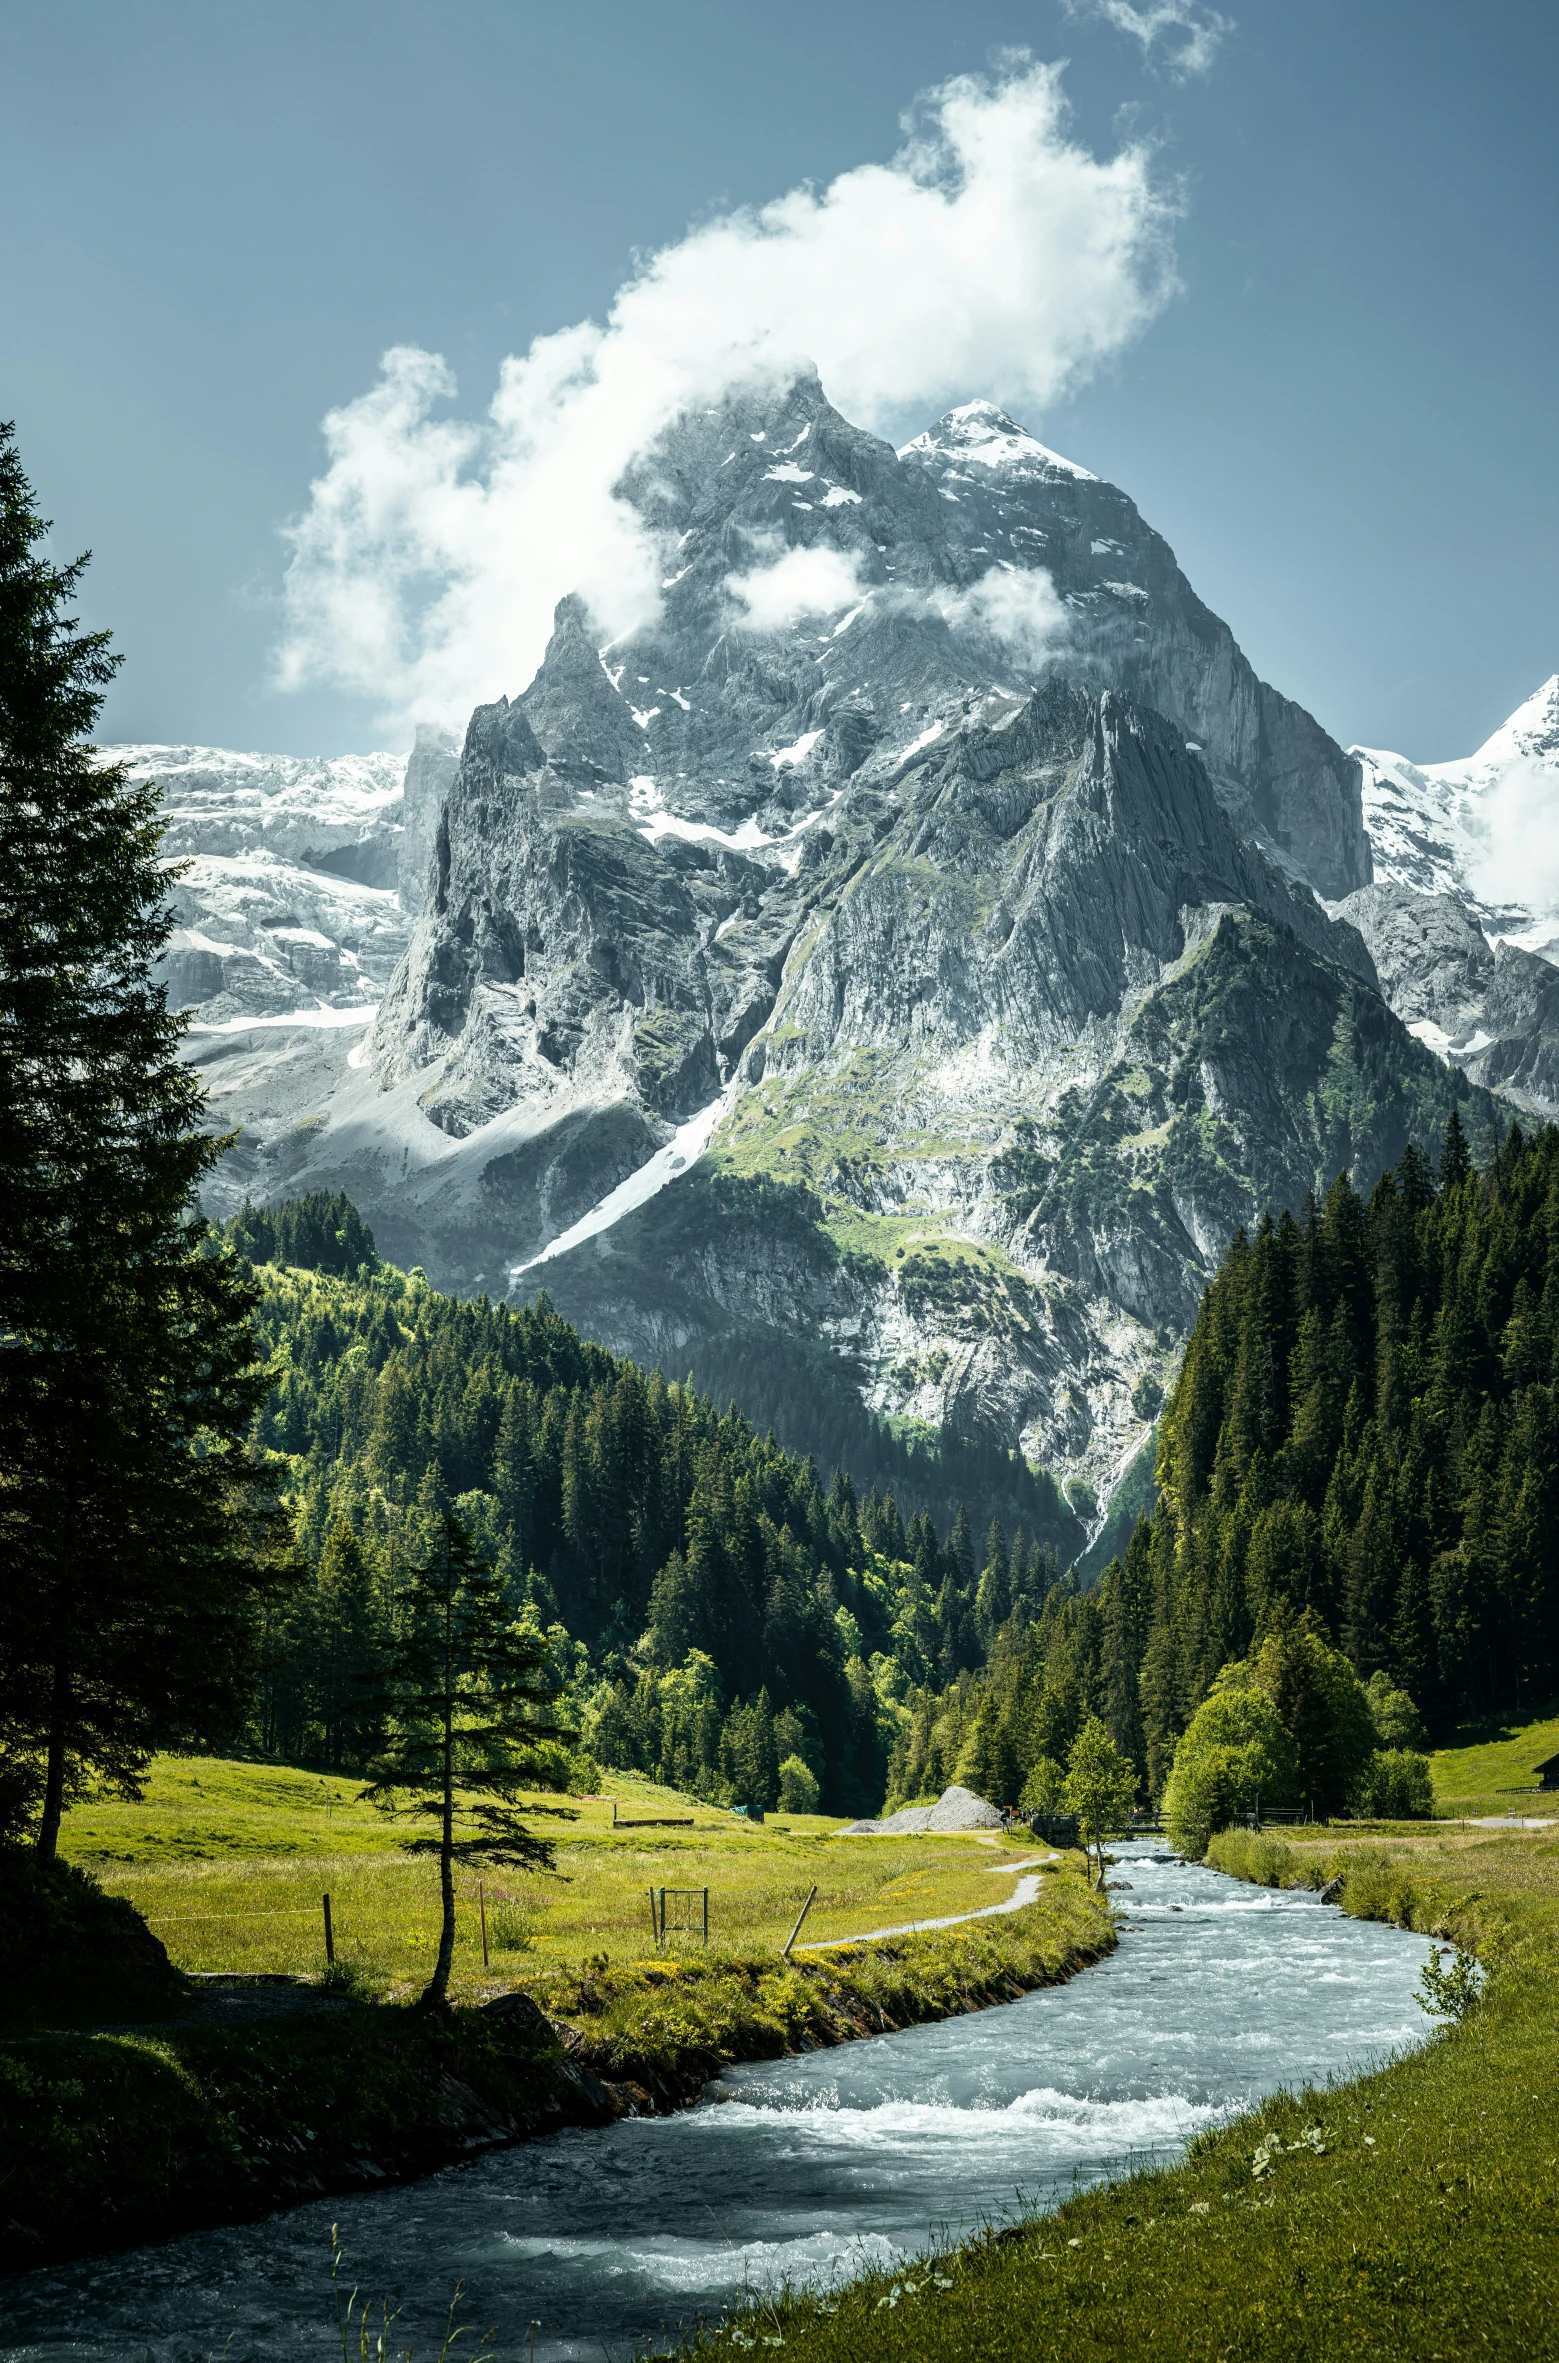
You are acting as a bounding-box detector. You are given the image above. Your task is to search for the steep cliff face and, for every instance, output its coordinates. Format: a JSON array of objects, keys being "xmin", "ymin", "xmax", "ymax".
[
  {"xmin": 896, "ymin": 404, "xmax": 1369, "ymax": 895},
  {"xmin": 492, "ymin": 686, "xmax": 1473, "ymax": 1508}
]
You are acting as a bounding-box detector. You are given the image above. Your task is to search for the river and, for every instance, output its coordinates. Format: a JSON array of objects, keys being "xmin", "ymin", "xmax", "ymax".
[{"xmin": 0, "ymin": 1845, "xmax": 1431, "ymax": 2362}]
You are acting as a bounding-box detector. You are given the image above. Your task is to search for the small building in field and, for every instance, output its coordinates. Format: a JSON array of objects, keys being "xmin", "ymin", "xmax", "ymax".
[{"xmin": 1534, "ymin": 1753, "xmax": 1559, "ymax": 1793}]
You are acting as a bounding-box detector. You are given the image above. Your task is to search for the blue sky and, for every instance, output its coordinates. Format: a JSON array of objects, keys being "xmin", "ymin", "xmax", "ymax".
[{"xmin": 3, "ymin": 0, "xmax": 1554, "ymax": 761}]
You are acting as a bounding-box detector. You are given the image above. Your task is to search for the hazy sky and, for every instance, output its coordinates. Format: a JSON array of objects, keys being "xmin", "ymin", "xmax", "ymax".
[{"xmin": 3, "ymin": 0, "xmax": 1554, "ymax": 761}]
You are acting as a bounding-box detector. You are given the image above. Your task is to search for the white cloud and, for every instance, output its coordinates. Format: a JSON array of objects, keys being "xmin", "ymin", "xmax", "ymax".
[
  {"xmin": 1469, "ymin": 759, "xmax": 1559, "ymax": 911},
  {"xmin": 1063, "ymin": 1, "xmax": 1233, "ymax": 79},
  {"xmin": 276, "ymin": 57, "xmax": 1179, "ymax": 734},
  {"xmin": 942, "ymin": 566, "xmax": 1071, "ymax": 668},
  {"xmin": 725, "ymin": 545, "xmax": 866, "ymax": 632}
]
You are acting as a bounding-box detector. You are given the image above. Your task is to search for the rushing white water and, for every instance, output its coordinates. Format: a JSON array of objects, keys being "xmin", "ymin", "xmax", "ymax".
[{"xmin": 0, "ymin": 1847, "xmax": 1431, "ymax": 2362}]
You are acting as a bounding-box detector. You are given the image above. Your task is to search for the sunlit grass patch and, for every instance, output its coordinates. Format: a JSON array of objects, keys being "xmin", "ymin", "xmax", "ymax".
[
  {"xmin": 62, "ymin": 1756, "xmax": 1049, "ymax": 1996},
  {"xmin": 1428, "ymin": 1705, "xmax": 1559, "ymax": 1816}
]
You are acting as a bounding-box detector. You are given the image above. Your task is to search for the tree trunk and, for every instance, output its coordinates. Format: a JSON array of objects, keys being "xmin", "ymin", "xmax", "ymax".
[
  {"xmin": 424, "ymin": 1735, "xmax": 457, "ymax": 2005},
  {"xmin": 36, "ymin": 1659, "xmax": 70, "ymax": 1861}
]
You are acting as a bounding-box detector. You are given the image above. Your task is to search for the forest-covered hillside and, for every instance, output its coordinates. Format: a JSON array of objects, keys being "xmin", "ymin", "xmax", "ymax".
[
  {"xmin": 233, "ymin": 1197, "xmax": 1066, "ymax": 1814},
  {"xmin": 881, "ymin": 1117, "xmax": 1559, "ymax": 1811}
]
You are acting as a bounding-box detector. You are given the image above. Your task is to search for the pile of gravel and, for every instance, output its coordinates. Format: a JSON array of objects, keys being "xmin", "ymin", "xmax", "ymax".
[{"xmin": 836, "ymin": 1783, "xmax": 1004, "ymax": 1836}]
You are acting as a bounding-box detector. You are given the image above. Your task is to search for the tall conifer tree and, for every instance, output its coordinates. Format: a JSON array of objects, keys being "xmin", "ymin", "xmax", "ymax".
[{"xmin": 0, "ymin": 425, "xmax": 287, "ymax": 1852}]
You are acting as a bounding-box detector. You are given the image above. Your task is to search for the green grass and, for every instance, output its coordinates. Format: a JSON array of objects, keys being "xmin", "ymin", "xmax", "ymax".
[
  {"xmin": 1428, "ymin": 1707, "xmax": 1559, "ymax": 1816},
  {"xmin": 668, "ymin": 1824, "xmax": 1559, "ymax": 2362},
  {"xmin": 523, "ymin": 1871, "xmax": 1109, "ymax": 2100},
  {"xmin": 59, "ymin": 1756, "xmax": 1050, "ymax": 2000}
]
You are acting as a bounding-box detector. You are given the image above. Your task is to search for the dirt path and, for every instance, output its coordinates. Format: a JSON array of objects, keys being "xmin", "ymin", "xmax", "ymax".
[{"xmin": 798, "ymin": 1857, "xmax": 1059, "ymax": 1952}]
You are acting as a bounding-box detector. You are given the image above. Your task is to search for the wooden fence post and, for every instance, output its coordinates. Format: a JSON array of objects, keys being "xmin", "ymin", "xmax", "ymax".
[
  {"xmin": 479, "ymin": 1881, "xmax": 489, "ymax": 1968},
  {"xmin": 782, "ymin": 1885, "xmax": 818, "ymax": 1958},
  {"xmin": 702, "ymin": 1886, "xmax": 709, "ymax": 1947},
  {"xmin": 322, "ymin": 1892, "xmax": 335, "ymax": 1965}
]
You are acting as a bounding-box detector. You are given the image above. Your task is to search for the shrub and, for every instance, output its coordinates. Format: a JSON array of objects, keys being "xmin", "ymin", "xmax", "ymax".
[
  {"xmin": 777, "ymin": 1755, "xmax": 821, "ymax": 1815},
  {"xmin": 1206, "ymin": 1829, "xmax": 1296, "ymax": 1887},
  {"xmin": 488, "ymin": 1899, "xmax": 538, "ymax": 1954},
  {"xmin": 0, "ymin": 1850, "xmax": 183, "ymax": 2028},
  {"xmin": 1353, "ymin": 1748, "xmax": 1434, "ymax": 1819},
  {"xmin": 1163, "ymin": 1685, "xmax": 1297, "ymax": 1857}
]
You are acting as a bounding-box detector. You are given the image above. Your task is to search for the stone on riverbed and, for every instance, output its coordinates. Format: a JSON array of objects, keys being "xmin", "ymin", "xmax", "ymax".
[{"xmin": 837, "ymin": 1784, "xmax": 1004, "ymax": 1836}]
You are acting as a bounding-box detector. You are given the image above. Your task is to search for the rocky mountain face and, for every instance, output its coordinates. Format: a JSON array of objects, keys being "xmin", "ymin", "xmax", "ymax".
[
  {"xmin": 173, "ymin": 372, "xmax": 1497, "ymax": 1525},
  {"xmin": 1339, "ymin": 677, "xmax": 1559, "ymax": 1114}
]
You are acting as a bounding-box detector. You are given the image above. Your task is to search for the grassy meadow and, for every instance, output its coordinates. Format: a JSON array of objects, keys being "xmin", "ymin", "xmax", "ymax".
[
  {"xmin": 1428, "ymin": 1706, "xmax": 1559, "ymax": 1817},
  {"xmin": 674, "ymin": 1821, "xmax": 1559, "ymax": 2362},
  {"xmin": 59, "ymin": 1755, "xmax": 1045, "ymax": 1998}
]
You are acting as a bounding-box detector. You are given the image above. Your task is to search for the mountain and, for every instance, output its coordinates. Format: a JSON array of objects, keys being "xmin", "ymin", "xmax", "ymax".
[
  {"xmin": 164, "ymin": 370, "xmax": 1488, "ymax": 1527},
  {"xmin": 1337, "ymin": 678, "xmax": 1559, "ymax": 1113},
  {"xmin": 103, "ymin": 729, "xmax": 459, "ymax": 1198}
]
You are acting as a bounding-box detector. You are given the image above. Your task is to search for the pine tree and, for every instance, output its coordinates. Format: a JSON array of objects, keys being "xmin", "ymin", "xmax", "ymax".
[
  {"xmin": 312, "ymin": 1516, "xmax": 384, "ymax": 1771},
  {"xmin": 0, "ymin": 423, "xmax": 289, "ymax": 1853},
  {"xmin": 363, "ymin": 1501, "xmax": 573, "ymax": 2006}
]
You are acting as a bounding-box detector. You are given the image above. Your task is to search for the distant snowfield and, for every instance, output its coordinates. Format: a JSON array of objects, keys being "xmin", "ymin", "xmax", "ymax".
[
  {"xmin": 509, "ymin": 1088, "xmax": 733, "ymax": 1281},
  {"xmin": 185, "ymin": 1002, "xmax": 379, "ymax": 1036},
  {"xmin": 107, "ymin": 742, "xmax": 406, "ymax": 833}
]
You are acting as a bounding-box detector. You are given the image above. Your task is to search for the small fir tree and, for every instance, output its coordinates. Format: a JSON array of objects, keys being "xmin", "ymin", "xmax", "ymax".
[{"xmin": 363, "ymin": 1502, "xmax": 574, "ymax": 2007}]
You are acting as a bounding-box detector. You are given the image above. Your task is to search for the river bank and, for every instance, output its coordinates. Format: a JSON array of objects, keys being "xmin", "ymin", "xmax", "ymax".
[
  {"xmin": 0, "ymin": 1868, "xmax": 1111, "ymax": 2273},
  {"xmin": 667, "ymin": 1826, "xmax": 1556, "ymax": 2363},
  {"xmin": 0, "ymin": 1840, "xmax": 1429, "ymax": 2361}
]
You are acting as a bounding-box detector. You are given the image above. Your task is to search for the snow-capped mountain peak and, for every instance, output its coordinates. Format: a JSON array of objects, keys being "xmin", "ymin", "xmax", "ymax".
[
  {"xmin": 898, "ymin": 398, "xmax": 1098, "ymax": 482},
  {"xmin": 1451, "ymin": 673, "xmax": 1559, "ymax": 781},
  {"xmin": 1353, "ymin": 674, "xmax": 1559, "ymax": 947}
]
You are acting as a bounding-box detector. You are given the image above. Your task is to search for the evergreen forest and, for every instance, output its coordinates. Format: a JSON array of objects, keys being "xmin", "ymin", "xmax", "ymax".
[
  {"xmin": 239, "ymin": 1199, "xmax": 1066, "ymax": 1816},
  {"xmin": 888, "ymin": 1117, "xmax": 1559, "ymax": 1820}
]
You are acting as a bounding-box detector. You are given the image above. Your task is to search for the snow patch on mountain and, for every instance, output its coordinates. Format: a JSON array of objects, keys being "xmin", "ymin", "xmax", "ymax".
[
  {"xmin": 1340, "ymin": 679, "xmax": 1559, "ymax": 1118},
  {"xmin": 1355, "ymin": 676, "xmax": 1559, "ymax": 953}
]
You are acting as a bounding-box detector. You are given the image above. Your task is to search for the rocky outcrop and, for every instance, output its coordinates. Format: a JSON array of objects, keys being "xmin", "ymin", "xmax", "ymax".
[{"xmin": 397, "ymin": 723, "xmax": 461, "ymax": 912}]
